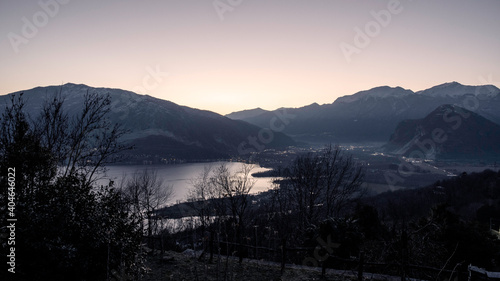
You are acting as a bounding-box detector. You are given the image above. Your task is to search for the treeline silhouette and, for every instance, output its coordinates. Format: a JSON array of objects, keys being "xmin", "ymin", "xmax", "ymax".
[
  {"xmin": 0, "ymin": 93, "xmax": 148, "ymax": 280},
  {"xmin": 157, "ymin": 155, "xmax": 500, "ymax": 280}
]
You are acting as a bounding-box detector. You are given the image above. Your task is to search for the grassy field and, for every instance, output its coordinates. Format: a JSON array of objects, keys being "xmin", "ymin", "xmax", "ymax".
[{"xmin": 142, "ymin": 251, "xmax": 363, "ymax": 281}]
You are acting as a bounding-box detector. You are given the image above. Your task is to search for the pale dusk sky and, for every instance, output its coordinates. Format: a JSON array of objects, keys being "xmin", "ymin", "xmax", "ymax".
[{"xmin": 1, "ymin": 0, "xmax": 499, "ymax": 115}]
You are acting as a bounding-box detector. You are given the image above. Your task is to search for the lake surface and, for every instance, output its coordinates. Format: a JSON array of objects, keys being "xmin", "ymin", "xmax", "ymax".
[{"xmin": 99, "ymin": 162, "xmax": 275, "ymax": 205}]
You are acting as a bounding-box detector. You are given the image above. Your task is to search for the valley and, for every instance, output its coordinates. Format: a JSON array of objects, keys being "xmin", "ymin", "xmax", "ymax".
[
  {"xmin": 252, "ymin": 143, "xmax": 499, "ymax": 196},
  {"xmin": 2, "ymin": 81, "xmax": 500, "ymax": 280},
  {"xmin": 4, "ymin": 1, "xmax": 500, "ymax": 279}
]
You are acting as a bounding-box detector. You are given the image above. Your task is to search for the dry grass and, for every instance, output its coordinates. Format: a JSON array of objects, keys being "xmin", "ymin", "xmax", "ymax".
[{"xmin": 142, "ymin": 251, "xmax": 360, "ymax": 281}]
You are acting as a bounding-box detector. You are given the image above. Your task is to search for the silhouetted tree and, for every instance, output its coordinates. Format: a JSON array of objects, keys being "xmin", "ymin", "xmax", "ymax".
[
  {"xmin": 121, "ymin": 169, "xmax": 173, "ymax": 247},
  {"xmin": 210, "ymin": 163, "xmax": 255, "ymax": 263},
  {"xmin": 282, "ymin": 145, "xmax": 364, "ymax": 232},
  {"xmin": 268, "ymin": 180, "xmax": 296, "ymax": 273},
  {"xmin": 0, "ymin": 92, "xmax": 141, "ymax": 280},
  {"xmin": 187, "ymin": 165, "xmax": 217, "ymax": 262}
]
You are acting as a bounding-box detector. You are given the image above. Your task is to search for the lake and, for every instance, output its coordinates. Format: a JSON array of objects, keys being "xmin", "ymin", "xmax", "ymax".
[{"xmin": 98, "ymin": 162, "xmax": 275, "ymax": 205}]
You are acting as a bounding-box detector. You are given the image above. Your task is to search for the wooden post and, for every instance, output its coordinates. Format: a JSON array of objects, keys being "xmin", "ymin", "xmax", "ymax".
[
  {"xmin": 358, "ymin": 251, "xmax": 364, "ymax": 281},
  {"xmin": 322, "ymin": 258, "xmax": 327, "ymax": 277},
  {"xmin": 209, "ymin": 229, "xmax": 214, "ymax": 263},
  {"xmin": 401, "ymin": 229, "xmax": 408, "ymax": 281},
  {"xmin": 254, "ymin": 225, "xmax": 258, "ymax": 259},
  {"xmin": 281, "ymin": 238, "xmax": 286, "ymax": 275}
]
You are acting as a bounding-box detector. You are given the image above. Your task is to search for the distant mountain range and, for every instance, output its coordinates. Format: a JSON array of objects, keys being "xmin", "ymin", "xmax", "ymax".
[
  {"xmin": 226, "ymin": 82, "xmax": 500, "ymax": 144},
  {"xmin": 3, "ymin": 81, "xmax": 500, "ymax": 162},
  {"xmin": 0, "ymin": 83, "xmax": 295, "ymax": 162},
  {"xmin": 384, "ymin": 104, "xmax": 500, "ymax": 160}
]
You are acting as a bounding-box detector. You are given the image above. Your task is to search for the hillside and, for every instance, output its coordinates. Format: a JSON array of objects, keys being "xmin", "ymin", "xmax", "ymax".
[
  {"xmin": 226, "ymin": 82, "xmax": 500, "ymax": 143},
  {"xmin": 0, "ymin": 83, "xmax": 296, "ymax": 162},
  {"xmin": 226, "ymin": 107, "xmax": 270, "ymax": 120},
  {"xmin": 384, "ymin": 104, "xmax": 500, "ymax": 160}
]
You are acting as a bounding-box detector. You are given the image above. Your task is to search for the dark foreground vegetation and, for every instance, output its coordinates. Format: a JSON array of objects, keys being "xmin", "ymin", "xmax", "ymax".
[
  {"xmin": 1, "ymin": 91, "xmax": 499, "ymax": 281},
  {"xmin": 155, "ymin": 154, "xmax": 500, "ymax": 280},
  {"xmin": 0, "ymin": 93, "xmax": 147, "ymax": 280}
]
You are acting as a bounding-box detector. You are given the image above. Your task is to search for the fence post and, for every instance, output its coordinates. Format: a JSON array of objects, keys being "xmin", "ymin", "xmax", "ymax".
[
  {"xmin": 401, "ymin": 228, "xmax": 408, "ymax": 281},
  {"xmin": 281, "ymin": 238, "xmax": 286, "ymax": 275},
  {"xmin": 358, "ymin": 251, "xmax": 364, "ymax": 281},
  {"xmin": 322, "ymin": 257, "xmax": 327, "ymax": 277}
]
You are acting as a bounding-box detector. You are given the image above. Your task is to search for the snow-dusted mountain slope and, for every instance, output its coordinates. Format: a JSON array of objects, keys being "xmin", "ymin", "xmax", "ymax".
[{"xmin": 0, "ymin": 83, "xmax": 296, "ymax": 161}]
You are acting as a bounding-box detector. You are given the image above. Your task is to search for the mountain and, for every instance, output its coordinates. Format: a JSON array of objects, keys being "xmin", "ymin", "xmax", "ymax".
[
  {"xmin": 416, "ymin": 82, "xmax": 499, "ymax": 98},
  {"xmin": 226, "ymin": 82, "xmax": 500, "ymax": 143},
  {"xmin": 384, "ymin": 104, "xmax": 500, "ymax": 160},
  {"xmin": 0, "ymin": 83, "xmax": 295, "ymax": 162},
  {"xmin": 226, "ymin": 108, "xmax": 270, "ymax": 120}
]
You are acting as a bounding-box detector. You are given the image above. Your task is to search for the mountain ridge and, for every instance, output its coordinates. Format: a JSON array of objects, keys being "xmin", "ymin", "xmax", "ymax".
[
  {"xmin": 0, "ymin": 83, "xmax": 296, "ymax": 162},
  {"xmin": 384, "ymin": 104, "xmax": 500, "ymax": 160},
  {"xmin": 226, "ymin": 82, "xmax": 500, "ymax": 143}
]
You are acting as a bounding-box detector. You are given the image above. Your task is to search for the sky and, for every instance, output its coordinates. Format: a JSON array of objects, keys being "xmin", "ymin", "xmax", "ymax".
[{"xmin": 1, "ymin": 0, "xmax": 499, "ymax": 115}]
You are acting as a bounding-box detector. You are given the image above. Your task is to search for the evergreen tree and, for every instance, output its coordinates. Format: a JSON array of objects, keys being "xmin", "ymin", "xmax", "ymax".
[{"xmin": 0, "ymin": 92, "xmax": 142, "ymax": 280}]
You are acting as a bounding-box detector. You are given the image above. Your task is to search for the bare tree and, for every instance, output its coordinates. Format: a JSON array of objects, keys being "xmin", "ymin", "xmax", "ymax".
[
  {"xmin": 269, "ymin": 180, "xmax": 296, "ymax": 274},
  {"xmin": 121, "ymin": 169, "xmax": 173, "ymax": 240},
  {"xmin": 210, "ymin": 163, "xmax": 256, "ymax": 263},
  {"xmin": 321, "ymin": 145, "xmax": 364, "ymax": 218},
  {"xmin": 23, "ymin": 90, "xmax": 131, "ymax": 187},
  {"xmin": 35, "ymin": 90, "xmax": 69, "ymax": 171},
  {"xmin": 188, "ymin": 165, "xmax": 215, "ymax": 230},
  {"xmin": 286, "ymin": 152, "xmax": 324, "ymax": 229},
  {"xmin": 187, "ymin": 165, "xmax": 217, "ymax": 262},
  {"xmin": 283, "ymin": 145, "xmax": 364, "ymax": 231},
  {"xmin": 58, "ymin": 91, "xmax": 130, "ymax": 185}
]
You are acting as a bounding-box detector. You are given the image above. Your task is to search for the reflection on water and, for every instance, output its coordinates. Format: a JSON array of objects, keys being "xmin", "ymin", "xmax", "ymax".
[{"xmin": 98, "ymin": 162, "xmax": 274, "ymax": 204}]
